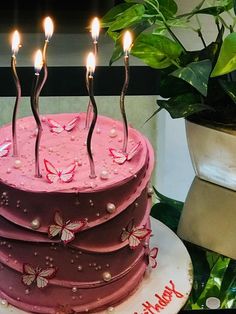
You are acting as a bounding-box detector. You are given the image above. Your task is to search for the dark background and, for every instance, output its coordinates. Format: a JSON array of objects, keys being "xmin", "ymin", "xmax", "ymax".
[{"xmin": 0, "ymin": 0, "xmax": 122, "ymax": 33}]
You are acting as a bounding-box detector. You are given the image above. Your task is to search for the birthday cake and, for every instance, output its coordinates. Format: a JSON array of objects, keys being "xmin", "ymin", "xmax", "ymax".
[{"xmin": 0, "ymin": 112, "xmax": 155, "ymax": 313}]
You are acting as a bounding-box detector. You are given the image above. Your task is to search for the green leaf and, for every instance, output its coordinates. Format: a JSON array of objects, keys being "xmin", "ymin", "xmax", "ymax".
[
  {"xmin": 219, "ymin": 259, "xmax": 236, "ymax": 308},
  {"xmin": 150, "ymin": 187, "xmax": 183, "ymax": 232},
  {"xmin": 108, "ymin": 4, "xmax": 145, "ymax": 31},
  {"xmin": 234, "ymin": 0, "xmax": 236, "ymax": 14},
  {"xmin": 186, "ymin": 244, "xmax": 211, "ymax": 304},
  {"xmin": 192, "ymin": 256, "xmax": 230, "ymax": 309},
  {"xmin": 159, "ymin": 74, "xmax": 196, "ymax": 98},
  {"xmin": 211, "ymin": 32, "xmax": 236, "ymax": 77},
  {"xmin": 109, "ymin": 19, "xmax": 153, "ymax": 65},
  {"xmin": 219, "ymin": 80, "xmax": 236, "ymax": 103},
  {"xmin": 157, "ymin": 93, "xmax": 210, "ymax": 118},
  {"xmin": 102, "ymin": 3, "xmax": 133, "ymax": 26},
  {"xmin": 171, "ymin": 59, "xmax": 212, "ymax": 96},
  {"xmin": 158, "ymin": 0, "xmax": 178, "ymax": 19},
  {"xmin": 131, "ymin": 33, "xmax": 183, "ymax": 69}
]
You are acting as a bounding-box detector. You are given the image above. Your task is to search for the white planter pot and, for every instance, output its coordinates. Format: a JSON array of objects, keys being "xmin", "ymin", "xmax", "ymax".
[{"xmin": 185, "ymin": 119, "xmax": 236, "ymax": 191}]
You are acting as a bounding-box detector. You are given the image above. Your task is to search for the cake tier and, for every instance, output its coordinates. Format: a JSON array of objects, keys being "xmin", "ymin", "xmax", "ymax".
[{"xmin": 0, "ymin": 113, "xmax": 154, "ymax": 313}]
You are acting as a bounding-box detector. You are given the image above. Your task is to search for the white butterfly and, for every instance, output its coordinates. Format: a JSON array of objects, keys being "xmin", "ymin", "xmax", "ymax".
[
  {"xmin": 44, "ymin": 159, "xmax": 77, "ymax": 183},
  {"xmin": 0, "ymin": 140, "xmax": 11, "ymax": 157},
  {"xmin": 148, "ymin": 247, "xmax": 158, "ymax": 269},
  {"xmin": 48, "ymin": 211, "xmax": 86, "ymax": 244},
  {"xmin": 109, "ymin": 142, "xmax": 141, "ymax": 165},
  {"xmin": 47, "ymin": 116, "xmax": 80, "ymax": 134},
  {"xmin": 121, "ymin": 220, "xmax": 151, "ymax": 250},
  {"xmin": 22, "ymin": 263, "xmax": 57, "ymax": 289}
]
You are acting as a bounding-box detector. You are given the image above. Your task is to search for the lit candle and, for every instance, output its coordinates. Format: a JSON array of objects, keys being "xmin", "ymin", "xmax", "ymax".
[
  {"xmin": 86, "ymin": 52, "xmax": 97, "ymax": 179},
  {"xmin": 85, "ymin": 17, "xmax": 100, "ymax": 129},
  {"xmin": 120, "ymin": 30, "xmax": 132, "ymax": 153},
  {"xmin": 91, "ymin": 17, "xmax": 100, "ymax": 57},
  {"xmin": 11, "ymin": 30, "xmax": 21, "ymax": 156},
  {"xmin": 35, "ymin": 16, "xmax": 54, "ymax": 109},
  {"xmin": 31, "ymin": 50, "xmax": 43, "ymax": 178}
]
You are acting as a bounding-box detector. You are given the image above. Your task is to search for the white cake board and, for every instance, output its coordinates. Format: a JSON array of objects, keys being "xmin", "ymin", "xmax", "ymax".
[{"xmin": 0, "ymin": 218, "xmax": 193, "ymax": 314}]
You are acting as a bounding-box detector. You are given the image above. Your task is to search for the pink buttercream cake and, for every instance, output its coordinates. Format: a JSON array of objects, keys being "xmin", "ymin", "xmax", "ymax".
[{"xmin": 0, "ymin": 112, "xmax": 154, "ymax": 313}]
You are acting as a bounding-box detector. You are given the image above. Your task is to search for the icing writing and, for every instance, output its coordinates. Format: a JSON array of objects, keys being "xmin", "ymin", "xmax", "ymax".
[{"xmin": 134, "ymin": 280, "xmax": 184, "ymax": 314}]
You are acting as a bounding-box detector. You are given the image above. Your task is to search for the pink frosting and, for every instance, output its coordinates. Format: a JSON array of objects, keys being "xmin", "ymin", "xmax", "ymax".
[{"xmin": 0, "ymin": 113, "xmax": 155, "ymax": 313}]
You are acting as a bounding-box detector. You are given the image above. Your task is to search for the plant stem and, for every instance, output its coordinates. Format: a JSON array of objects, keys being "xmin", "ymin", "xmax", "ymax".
[
  {"xmin": 197, "ymin": 29, "xmax": 207, "ymax": 48},
  {"xmin": 164, "ymin": 23, "xmax": 187, "ymax": 52}
]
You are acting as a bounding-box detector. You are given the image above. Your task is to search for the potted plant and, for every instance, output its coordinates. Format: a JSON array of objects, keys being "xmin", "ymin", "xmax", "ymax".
[{"xmin": 102, "ymin": 0, "xmax": 236, "ymax": 190}]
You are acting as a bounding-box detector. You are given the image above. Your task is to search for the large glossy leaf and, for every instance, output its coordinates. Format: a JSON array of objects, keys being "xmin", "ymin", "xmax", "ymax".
[
  {"xmin": 150, "ymin": 187, "xmax": 183, "ymax": 232},
  {"xmin": 102, "ymin": 3, "xmax": 133, "ymax": 26},
  {"xmin": 157, "ymin": 93, "xmax": 210, "ymax": 118},
  {"xmin": 219, "ymin": 80, "xmax": 236, "ymax": 103},
  {"xmin": 171, "ymin": 59, "xmax": 212, "ymax": 96},
  {"xmin": 108, "ymin": 4, "xmax": 145, "ymax": 32},
  {"xmin": 158, "ymin": 0, "xmax": 178, "ymax": 19},
  {"xmin": 159, "ymin": 74, "xmax": 196, "ymax": 98},
  {"xmin": 211, "ymin": 32, "xmax": 236, "ymax": 77},
  {"xmin": 219, "ymin": 259, "xmax": 236, "ymax": 308},
  {"xmin": 192, "ymin": 256, "xmax": 230, "ymax": 309},
  {"xmin": 131, "ymin": 33, "xmax": 183, "ymax": 68},
  {"xmin": 109, "ymin": 19, "xmax": 153, "ymax": 65},
  {"xmin": 144, "ymin": 0, "xmax": 178, "ymax": 19}
]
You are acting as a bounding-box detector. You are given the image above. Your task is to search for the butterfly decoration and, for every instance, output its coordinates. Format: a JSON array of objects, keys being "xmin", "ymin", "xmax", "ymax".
[
  {"xmin": 44, "ymin": 159, "xmax": 77, "ymax": 184},
  {"xmin": 22, "ymin": 263, "xmax": 57, "ymax": 289},
  {"xmin": 121, "ymin": 220, "xmax": 151, "ymax": 250},
  {"xmin": 47, "ymin": 116, "xmax": 80, "ymax": 134},
  {"xmin": 48, "ymin": 211, "xmax": 86, "ymax": 244},
  {"xmin": 0, "ymin": 140, "xmax": 11, "ymax": 157},
  {"xmin": 147, "ymin": 247, "xmax": 158, "ymax": 269},
  {"xmin": 109, "ymin": 142, "xmax": 141, "ymax": 165}
]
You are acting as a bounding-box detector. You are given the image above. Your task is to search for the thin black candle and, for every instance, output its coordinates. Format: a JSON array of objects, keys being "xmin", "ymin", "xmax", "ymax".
[
  {"xmin": 11, "ymin": 30, "xmax": 21, "ymax": 157},
  {"xmin": 86, "ymin": 52, "xmax": 97, "ymax": 179},
  {"xmin": 120, "ymin": 30, "xmax": 132, "ymax": 153},
  {"xmin": 31, "ymin": 50, "xmax": 43, "ymax": 178}
]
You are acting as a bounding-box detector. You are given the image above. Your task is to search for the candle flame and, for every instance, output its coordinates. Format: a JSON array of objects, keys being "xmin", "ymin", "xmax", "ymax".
[
  {"xmin": 34, "ymin": 50, "xmax": 43, "ymax": 74},
  {"xmin": 12, "ymin": 30, "xmax": 20, "ymax": 55},
  {"xmin": 44, "ymin": 16, "xmax": 54, "ymax": 40},
  {"xmin": 86, "ymin": 52, "xmax": 96, "ymax": 75},
  {"xmin": 123, "ymin": 31, "xmax": 132, "ymax": 54},
  {"xmin": 91, "ymin": 17, "xmax": 100, "ymax": 42}
]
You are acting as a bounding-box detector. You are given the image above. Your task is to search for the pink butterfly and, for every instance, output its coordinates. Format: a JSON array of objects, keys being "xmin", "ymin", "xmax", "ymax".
[
  {"xmin": 148, "ymin": 247, "xmax": 158, "ymax": 269},
  {"xmin": 121, "ymin": 220, "xmax": 151, "ymax": 249},
  {"xmin": 47, "ymin": 116, "xmax": 80, "ymax": 134},
  {"xmin": 0, "ymin": 140, "xmax": 11, "ymax": 157},
  {"xmin": 22, "ymin": 263, "xmax": 57, "ymax": 289},
  {"xmin": 48, "ymin": 211, "xmax": 86, "ymax": 244},
  {"xmin": 44, "ymin": 159, "xmax": 76, "ymax": 183},
  {"xmin": 109, "ymin": 142, "xmax": 141, "ymax": 164}
]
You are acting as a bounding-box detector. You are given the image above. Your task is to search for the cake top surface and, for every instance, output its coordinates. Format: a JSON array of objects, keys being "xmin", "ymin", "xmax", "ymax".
[{"xmin": 0, "ymin": 113, "xmax": 148, "ymax": 193}]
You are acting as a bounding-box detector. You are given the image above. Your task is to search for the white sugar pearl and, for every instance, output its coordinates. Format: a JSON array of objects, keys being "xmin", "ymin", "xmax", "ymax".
[
  {"xmin": 106, "ymin": 203, "xmax": 116, "ymax": 214},
  {"xmin": 14, "ymin": 160, "xmax": 22, "ymax": 169},
  {"xmin": 147, "ymin": 187, "xmax": 154, "ymax": 196},
  {"xmin": 102, "ymin": 271, "xmax": 112, "ymax": 282},
  {"xmin": 31, "ymin": 218, "xmax": 40, "ymax": 230},
  {"xmin": 109, "ymin": 128, "xmax": 117, "ymax": 138},
  {"xmin": 100, "ymin": 170, "xmax": 109, "ymax": 180}
]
